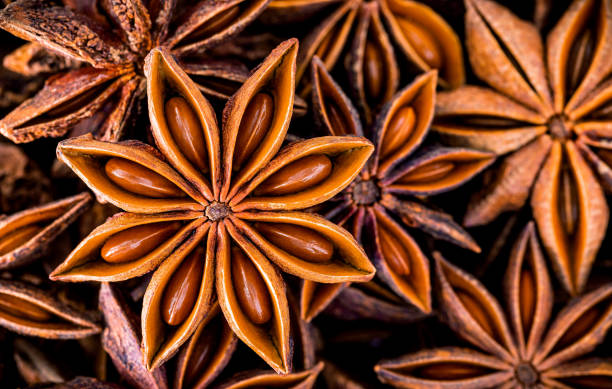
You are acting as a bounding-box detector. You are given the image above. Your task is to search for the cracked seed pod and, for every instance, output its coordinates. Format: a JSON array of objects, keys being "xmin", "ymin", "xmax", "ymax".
[
  {"xmin": 0, "ymin": 0, "xmax": 271, "ymax": 143},
  {"xmin": 301, "ymin": 58, "xmax": 493, "ymax": 322},
  {"xmin": 51, "ymin": 40, "xmax": 374, "ymax": 374},
  {"xmin": 0, "ymin": 280, "xmax": 101, "ymax": 339},
  {"xmin": 433, "ymin": 0, "xmax": 612, "ymax": 296},
  {"xmin": 0, "ymin": 192, "xmax": 91, "ymax": 269},
  {"xmin": 215, "ymin": 362, "xmax": 324, "ymax": 389},
  {"xmin": 376, "ymin": 222, "xmax": 612, "ymax": 388}
]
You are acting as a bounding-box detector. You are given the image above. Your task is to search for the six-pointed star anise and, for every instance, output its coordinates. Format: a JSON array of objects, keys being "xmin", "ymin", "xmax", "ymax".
[
  {"xmin": 294, "ymin": 0, "xmax": 465, "ymax": 123},
  {"xmin": 49, "ymin": 40, "xmax": 375, "ymax": 374},
  {"xmin": 433, "ymin": 0, "xmax": 612, "ymax": 296},
  {"xmin": 300, "ymin": 57, "xmax": 493, "ymax": 321},
  {"xmin": 0, "ymin": 0, "xmax": 270, "ymax": 143},
  {"xmin": 376, "ymin": 222, "xmax": 612, "ymax": 388}
]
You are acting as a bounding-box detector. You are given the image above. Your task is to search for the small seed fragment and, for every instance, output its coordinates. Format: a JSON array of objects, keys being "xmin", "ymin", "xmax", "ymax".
[
  {"xmin": 399, "ymin": 161, "xmax": 455, "ymax": 184},
  {"xmin": 455, "ymin": 289, "xmax": 496, "ymax": 340},
  {"xmin": 101, "ymin": 221, "xmax": 182, "ymax": 264},
  {"xmin": 380, "ymin": 106, "xmax": 416, "ymax": 159},
  {"xmin": 231, "ymin": 247, "xmax": 272, "ymax": 325},
  {"xmin": 325, "ymin": 99, "xmax": 349, "ymax": 136},
  {"xmin": 396, "ymin": 18, "xmax": 443, "ymax": 69},
  {"xmin": 165, "ymin": 97, "xmax": 208, "ymax": 172},
  {"xmin": 184, "ymin": 319, "xmax": 220, "ymax": 386},
  {"xmin": 378, "ymin": 225, "xmax": 410, "ymax": 276},
  {"xmin": 416, "ymin": 362, "xmax": 487, "ymax": 380},
  {"xmin": 364, "ymin": 40, "xmax": 384, "ymax": 100},
  {"xmin": 254, "ymin": 154, "xmax": 333, "ymax": 196},
  {"xmin": 0, "ymin": 293, "xmax": 52, "ymax": 322},
  {"xmin": 105, "ymin": 158, "xmax": 185, "ymax": 198},
  {"xmin": 255, "ymin": 222, "xmax": 334, "ymax": 263},
  {"xmin": 558, "ymin": 165, "xmax": 578, "ymax": 236},
  {"xmin": 519, "ymin": 269, "xmax": 536, "ymax": 333},
  {"xmin": 0, "ymin": 226, "xmax": 40, "ymax": 256},
  {"xmin": 161, "ymin": 247, "xmax": 204, "ymax": 326},
  {"xmin": 233, "ymin": 92, "xmax": 274, "ymax": 169}
]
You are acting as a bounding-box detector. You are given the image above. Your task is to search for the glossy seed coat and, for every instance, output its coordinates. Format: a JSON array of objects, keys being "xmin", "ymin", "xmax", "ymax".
[
  {"xmin": 380, "ymin": 106, "xmax": 416, "ymax": 159},
  {"xmin": 101, "ymin": 222, "xmax": 182, "ymax": 264},
  {"xmin": 364, "ymin": 40, "xmax": 384, "ymax": 100},
  {"xmin": 255, "ymin": 222, "xmax": 334, "ymax": 263},
  {"xmin": 105, "ymin": 158, "xmax": 185, "ymax": 198},
  {"xmin": 254, "ymin": 154, "xmax": 333, "ymax": 196},
  {"xmin": 416, "ymin": 362, "xmax": 487, "ymax": 380},
  {"xmin": 396, "ymin": 18, "xmax": 442, "ymax": 69},
  {"xmin": 234, "ymin": 92, "xmax": 274, "ymax": 169},
  {"xmin": 184, "ymin": 319, "xmax": 220, "ymax": 386},
  {"xmin": 231, "ymin": 247, "xmax": 272, "ymax": 325},
  {"xmin": 455, "ymin": 289, "xmax": 495, "ymax": 339},
  {"xmin": 519, "ymin": 269, "xmax": 536, "ymax": 332},
  {"xmin": 161, "ymin": 247, "xmax": 204, "ymax": 326},
  {"xmin": 165, "ymin": 97, "xmax": 208, "ymax": 171},
  {"xmin": 378, "ymin": 225, "xmax": 410, "ymax": 276},
  {"xmin": 399, "ymin": 161, "xmax": 455, "ymax": 184}
]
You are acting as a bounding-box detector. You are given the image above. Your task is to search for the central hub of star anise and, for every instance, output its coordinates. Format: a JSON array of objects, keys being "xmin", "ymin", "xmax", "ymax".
[
  {"xmin": 352, "ymin": 178, "xmax": 380, "ymax": 205},
  {"xmin": 205, "ymin": 202, "xmax": 230, "ymax": 221},
  {"xmin": 548, "ymin": 114, "xmax": 574, "ymax": 140},
  {"xmin": 515, "ymin": 362, "xmax": 539, "ymax": 387}
]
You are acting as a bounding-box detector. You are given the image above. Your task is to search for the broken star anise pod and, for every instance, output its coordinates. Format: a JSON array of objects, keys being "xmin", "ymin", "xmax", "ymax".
[
  {"xmin": 50, "ymin": 39, "xmax": 375, "ymax": 374},
  {"xmin": 0, "ymin": 0, "xmax": 269, "ymax": 143},
  {"xmin": 376, "ymin": 222, "xmax": 612, "ymax": 388},
  {"xmin": 300, "ymin": 57, "xmax": 493, "ymax": 321},
  {"xmin": 433, "ymin": 0, "xmax": 612, "ymax": 296}
]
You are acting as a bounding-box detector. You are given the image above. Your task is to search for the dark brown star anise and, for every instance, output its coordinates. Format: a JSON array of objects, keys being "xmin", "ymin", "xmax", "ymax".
[
  {"xmin": 50, "ymin": 40, "xmax": 375, "ymax": 373},
  {"xmin": 300, "ymin": 57, "xmax": 493, "ymax": 322},
  {"xmin": 433, "ymin": 0, "xmax": 612, "ymax": 296},
  {"xmin": 0, "ymin": 0, "xmax": 270, "ymax": 143},
  {"xmin": 376, "ymin": 222, "xmax": 612, "ymax": 388}
]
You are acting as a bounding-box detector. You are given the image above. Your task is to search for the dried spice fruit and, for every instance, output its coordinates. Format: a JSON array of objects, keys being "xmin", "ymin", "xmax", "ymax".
[
  {"xmin": 376, "ymin": 222, "xmax": 612, "ymax": 388},
  {"xmin": 301, "ymin": 58, "xmax": 492, "ymax": 322},
  {"xmin": 215, "ymin": 362, "xmax": 324, "ymax": 389},
  {"xmin": 0, "ymin": 0, "xmax": 271, "ymax": 143},
  {"xmin": 0, "ymin": 279, "xmax": 101, "ymax": 339},
  {"xmin": 51, "ymin": 40, "xmax": 374, "ymax": 374},
  {"xmin": 0, "ymin": 192, "xmax": 91, "ymax": 269},
  {"xmin": 433, "ymin": 0, "xmax": 612, "ymax": 296}
]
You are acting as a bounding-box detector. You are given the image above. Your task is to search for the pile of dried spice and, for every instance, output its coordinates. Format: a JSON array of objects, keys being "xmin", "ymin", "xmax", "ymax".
[{"xmin": 0, "ymin": 0, "xmax": 610, "ymax": 387}]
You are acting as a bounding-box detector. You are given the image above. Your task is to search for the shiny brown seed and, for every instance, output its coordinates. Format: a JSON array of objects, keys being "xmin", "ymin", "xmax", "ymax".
[
  {"xmin": 558, "ymin": 165, "xmax": 578, "ymax": 236},
  {"xmin": 161, "ymin": 247, "xmax": 204, "ymax": 326},
  {"xmin": 255, "ymin": 222, "xmax": 334, "ymax": 263},
  {"xmin": 100, "ymin": 221, "xmax": 182, "ymax": 264},
  {"xmin": 396, "ymin": 18, "xmax": 443, "ymax": 69},
  {"xmin": 0, "ymin": 225, "xmax": 40, "ymax": 256},
  {"xmin": 184, "ymin": 319, "xmax": 220, "ymax": 386},
  {"xmin": 105, "ymin": 158, "xmax": 185, "ymax": 198},
  {"xmin": 380, "ymin": 106, "xmax": 416, "ymax": 159},
  {"xmin": 519, "ymin": 269, "xmax": 536, "ymax": 333},
  {"xmin": 0, "ymin": 293, "xmax": 52, "ymax": 322},
  {"xmin": 364, "ymin": 40, "xmax": 384, "ymax": 100},
  {"xmin": 455, "ymin": 289, "xmax": 496, "ymax": 340},
  {"xmin": 416, "ymin": 362, "xmax": 487, "ymax": 380},
  {"xmin": 325, "ymin": 99, "xmax": 349, "ymax": 136},
  {"xmin": 189, "ymin": 5, "xmax": 241, "ymax": 40},
  {"xmin": 378, "ymin": 226, "xmax": 410, "ymax": 276},
  {"xmin": 254, "ymin": 154, "xmax": 333, "ymax": 196},
  {"xmin": 231, "ymin": 247, "xmax": 272, "ymax": 325},
  {"xmin": 165, "ymin": 97, "xmax": 208, "ymax": 172},
  {"xmin": 233, "ymin": 92, "xmax": 274, "ymax": 169},
  {"xmin": 399, "ymin": 161, "xmax": 455, "ymax": 184},
  {"xmin": 556, "ymin": 306, "xmax": 602, "ymax": 348}
]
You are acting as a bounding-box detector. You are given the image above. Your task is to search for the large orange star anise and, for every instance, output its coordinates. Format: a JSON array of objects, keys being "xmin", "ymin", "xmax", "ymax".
[
  {"xmin": 433, "ymin": 0, "xmax": 612, "ymax": 296},
  {"xmin": 49, "ymin": 40, "xmax": 375, "ymax": 373}
]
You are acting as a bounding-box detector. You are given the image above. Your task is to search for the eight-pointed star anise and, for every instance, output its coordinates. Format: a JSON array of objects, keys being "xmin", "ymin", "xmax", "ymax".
[
  {"xmin": 376, "ymin": 222, "xmax": 612, "ymax": 388},
  {"xmin": 300, "ymin": 57, "xmax": 493, "ymax": 321},
  {"xmin": 433, "ymin": 0, "xmax": 612, "ymax": 296},
  {"xmin": 0, "ymin": 0, "xmax": 270, "ymax": 143},
  {"xmin": 49, "ymin": 40, "xmax": 375, "ymax": 374}
]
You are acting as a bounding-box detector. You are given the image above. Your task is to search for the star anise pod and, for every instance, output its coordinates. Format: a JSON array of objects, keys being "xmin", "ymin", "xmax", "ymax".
[
  {"xmin": 293, "ymin": 0, "xmax": 464, "ymax": 123},
  {"xmin": 50, "ymin": 40, "xmax": 375, "ymax": 373},
  {"xmin": 376, "ymin": 222, "xmax": 612, "ymax": 388},
  {"xmin": 0, "ymin": 0, "xmax": 270, "ymax": 143},
  {"xmin": 433, "ymin": 0, "xmax": 612, "ymax": 296},
  {"xmin": 300, "ymin": 58, "xmax": 493, "ymax": 321}
]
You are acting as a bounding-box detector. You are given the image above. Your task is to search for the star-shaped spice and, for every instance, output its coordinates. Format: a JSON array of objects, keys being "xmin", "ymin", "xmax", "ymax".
[
  {"xmin": 433, "ymin": 0, "xmax": 612, "ymax": 295},
  {"xmin": 376, "ymin": 222, "xmax": 612, "ymax": 388},
  {"xmin": 300, "ymin": 57, "xmax": 493, "ymax": 321},
  {"xmin": 50, "ymin": 40, "xmax": 375, "ymax": 374},
  {"xmin": 0, "ymin": 0, "xmax": 270, "ymax": 143}
]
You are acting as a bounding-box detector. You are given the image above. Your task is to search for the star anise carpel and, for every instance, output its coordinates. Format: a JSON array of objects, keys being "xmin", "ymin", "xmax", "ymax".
[
  {"xmin": 0, "ymin": 0, "xmax": 269, "ymax": 143},
  {"xmin": 376, "ymin": 222, "xmax": 612, "ymax": 388},
  {"xmin": 49, "ymin": 39, "xmax": 375, "ymax": 374},
  {"xmin": 433, "ymin": 0, "xmax": 612, "ymax": 296},
  {"xmin": 300, "ymin": 57, "xmax": 493, "ymax": 322}
]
